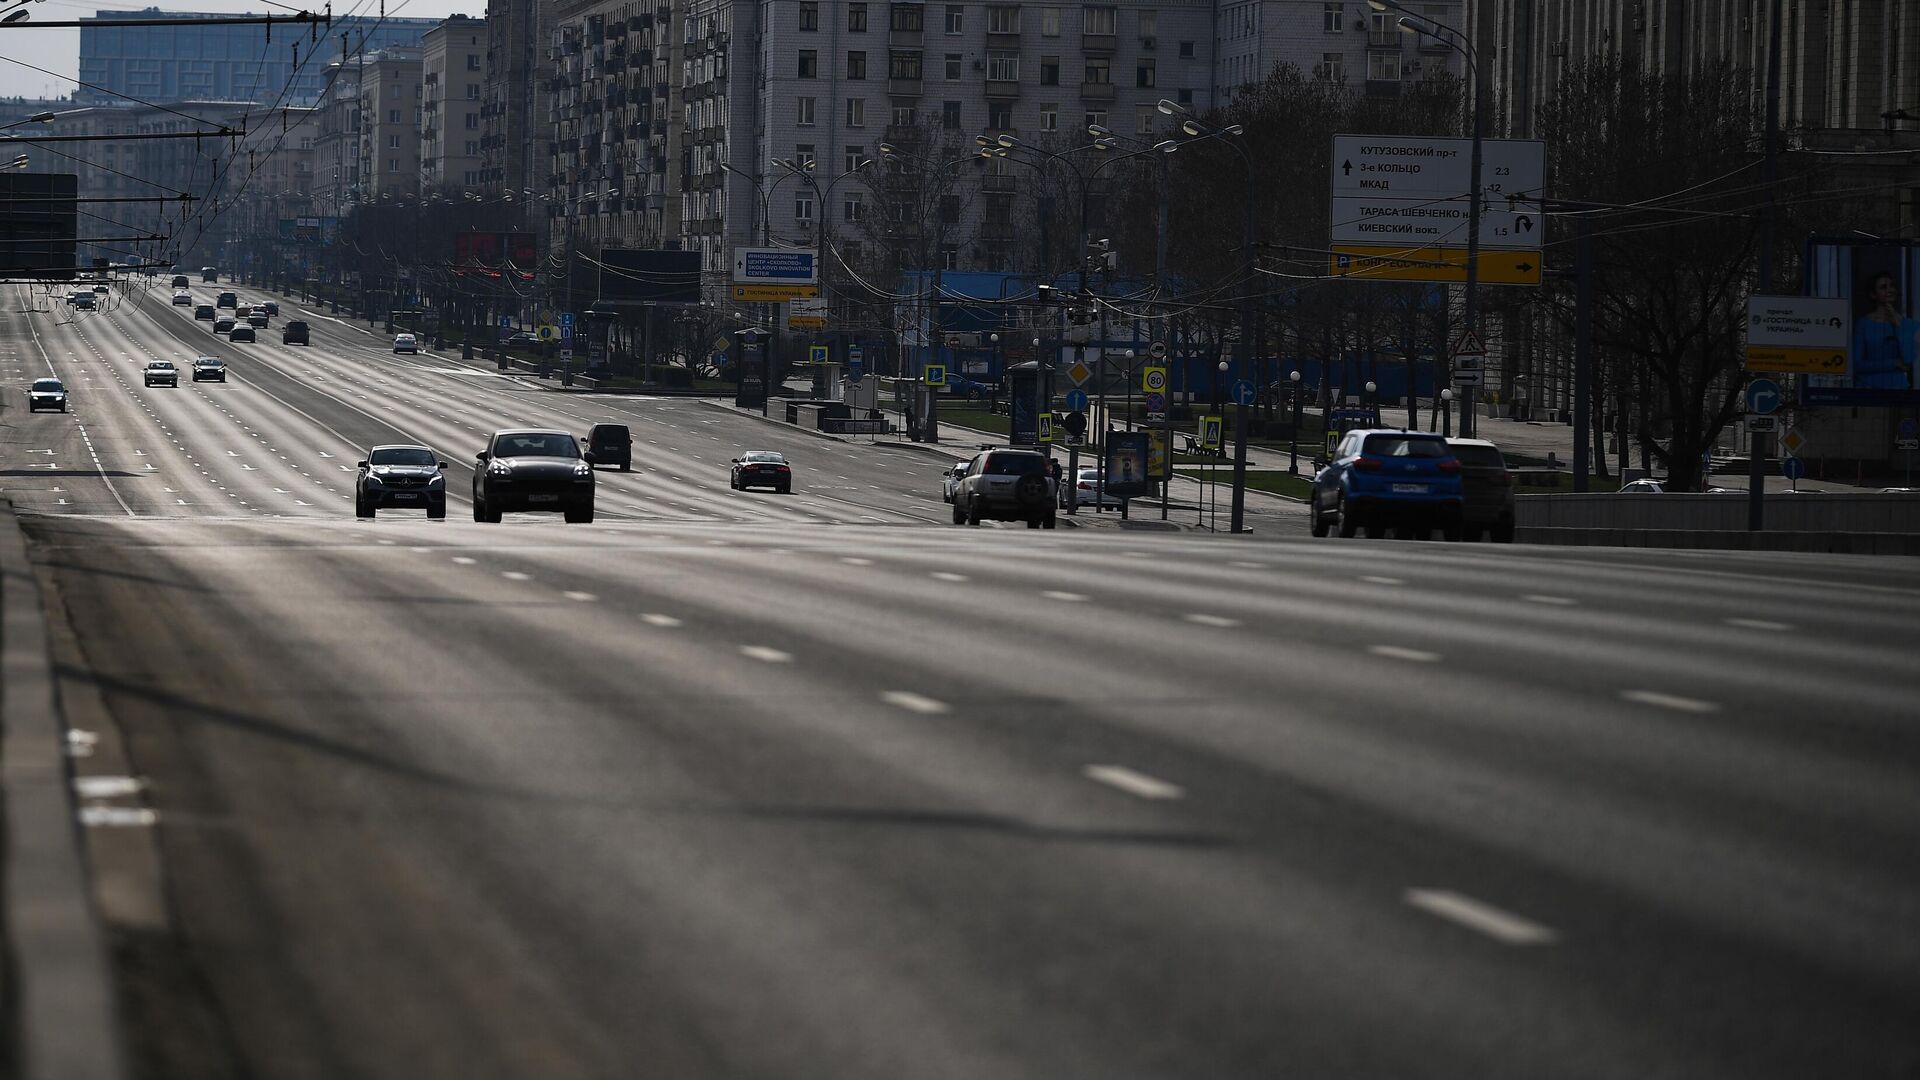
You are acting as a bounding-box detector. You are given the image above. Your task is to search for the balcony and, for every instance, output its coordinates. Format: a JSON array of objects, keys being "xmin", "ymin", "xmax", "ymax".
[
  {"xmin": 1081, "ymin": 33, "xmax": 1115, "ymax": 53},
  {"xmin": 1364, "ymin": 78, "xmax": 1402, "ymax": 97},
  {"xmin": 986, "ymin": 30, "xmax": 1020, "ymax": 50},
  {"xmin": 889, "ymin": 76, "xmax": 923, "ymax": 96},
  {"xmin": 1079, "ymin": 81, "xmax": 1115, "ymax": 101},
  {"xmin": 985, "ymin": 79, "xmax": 1019, "ymax": 99},
  {"xmin": 888, "ymin": 26, "xmax": 922, "ymax": 46},
  {"xmin": 982, "ymin": 173, "xmax": 1016, "ymax": 191},
  {"xmin": 1368, "ymin": 30, "xmax": 1402, "ymax": 47}
]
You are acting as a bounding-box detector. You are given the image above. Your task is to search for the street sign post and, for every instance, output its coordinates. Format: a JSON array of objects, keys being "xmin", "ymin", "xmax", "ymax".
[
  {"xmin": 731, "ymin": 247, "xmax": 817, "ymax": 285},
  {"xmin": 1747, "ymin": 416, "xmax": 1778, "ymax": 433},
  {"xmin": 1037, "ymin": 413, "xmax": 1053, "ymax": 444},
  {"xmin": 1233, "ymin": 379, "xmax": 1256, "ymax": 407},
  {"xmin": 924, "ymin": 364, "xmax": 945, "ymax": 385},
  {"xmin": 1746, "ymin": 378, "xmax": 1783, "ymax": 415},
  {"xmin": 1781, "ymin": 427, "xmax": 1805, "ymax": 456},
  {"xmin": 1781, "ymin": 456, "xmax": 1805, "ymax": 484},
  {"xmin": 788, "ymin": 295, "xmax": 827, "ymax": 330},
  {"xmin": 730, "ymin": 284, "xmax": 819, "ymax": 302},
  {"xmin": 808, "ymin": 345, "xmax": 830, "ymax": 365},
  {"xmin": 1141, "ymin": 365, "xmax": 1168, "ymax": 395},
  {"xmin": 1328, "ymin": 134, "xmax": 1546, "ymax": 286},
  {"xmin": 1329, "ymin": 247, "xmax": 1543, "ymax": 286},
  {"xmin": 1744, "ymin": 296, "xmax": 1850, "ymax": 374},
  {"xmin": 1064, "ymin": 388, "xmax": 1089, "ymax": 412},
  {"xmin": 1067, "ymin": 361, "xmax": 1093, "ymax": 386}
]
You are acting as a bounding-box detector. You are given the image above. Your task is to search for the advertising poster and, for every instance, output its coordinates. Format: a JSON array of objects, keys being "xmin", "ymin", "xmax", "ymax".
[
  {"xmin": 1804, "ymin": 238, "xmax": 1920, "ymax": 406},
  {"xmin": 1105, "ymin": 431, "xmax": 1152, "ymax": 498},
  {"xmin": 1145, "ymin": 428, "xmax": 1171, "ymax": 482}
]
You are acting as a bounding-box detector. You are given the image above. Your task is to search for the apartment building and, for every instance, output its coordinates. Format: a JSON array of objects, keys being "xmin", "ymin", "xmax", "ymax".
[
  {"xmin": 422, "ymin": 16, "xmax": 488, "ymax": 191},
  {"xmin": 357, "ymin": 47, "xmax": 425, "ymax": 201},
  {"xmin": 1214, "ymin": 1, "xmax": 1464, "ymax": 99},
  {"xmin": 311, "ymin": 60, "xmax": 364, "ymax": 217},
  {"xmin": 213, "ymin": 105, "xmax": 320, "ymax": 275},
  {"xmin": 481, "ymin": 0, "xmax": 553, "ymax": 196}
]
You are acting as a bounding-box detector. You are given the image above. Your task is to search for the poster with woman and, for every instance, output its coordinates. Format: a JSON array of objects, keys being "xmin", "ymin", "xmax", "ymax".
[{"xmin": 1804, "ymin": 239, "xmax": 1920, "ymax": 405}]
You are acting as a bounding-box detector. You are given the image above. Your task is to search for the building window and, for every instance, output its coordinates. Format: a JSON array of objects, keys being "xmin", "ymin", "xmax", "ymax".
[
  {"xmin": 1041, "ymin": 6, "xmax": 1060, "ymax": 35},
  {"xmin": 795, "ymin": 192, "xmax": 815, "ymax": 222},
  {"xmin": 795, "ymin": 143, "xmax": 816, "ymax": 168},
  {"xmin": 1083, "ymin": 109, "xmax": 1107, "ymax": 129},
  {"xmin": 799, "ymin": 2, "xmax": 818, "ymax": 30},
  {"xmin": 388, "ymin": 109, "xmax": 401, "ymax": 123},
  {"xmin": 945, "ymin": 53, "xmax": 963, "ymax": 79},
  {"xmin": 1322, "ymin": 52, "xmax": 1344, "ymax": 81},
  {"xmin": 1139, "ymin": 10, "xmax": 1156, "ymax": 35},
  {"xmin": 987, "ymin": 51, "xmax": 1018, "ymax": 80},
  {"xmin": 848, "ymin": 3, "xmax": 868, "ymax": 31},
  {"xmin": 1136, "ymin": 107, "xmax": 1155, "ymax": 133},
  {"xmin": 891, "ymin": 3, "xmax": 922, "ymax": 31},
  {"xmin": 466, "ymin": 83, "xmax": 480, "ymax": 99},
  {"xmin": 797, "ymin": 96, "xmax": 816, "ymax": 125},
  {"xmin": 1040, "ymin": 104, "xmax": 1058, "ymax": 130},
  {"xmin": 387, "ymin": 157, "xmax": 399, "ymax": 172},
  {"xmin": 846, "ymin": 50, "xmax": 867, "ymax": 78},
  {"xmin": 1040, "ymin": 56, "xmax": 1060, "ymax": 85},
  {"xmin": 892, "ymin": 106, "xmax": 916, "ymax": 127},
  {"xmin": 988, "ymin": 5, "xmax": 1019, "ymax": 33},
  {"xmin": 1324, "ymin": 3, "xmax": 1343, "ymax": 32},
  {"xmin": 890, "ymin": 50, "xmax": 922, "ymax": 79},
  {"xmin": 1136, "ymin": 59, "xmax": 1155, "ymax": 87},
  {"xmin": 465, "ymin": 113, "xmax": 479, "ymax": 129},
  {"xmin": 845, "ymin": 144, "xmax": 866, "ymax": 171},
  {"xmin": 1179, "ymin": 40, "xmax": 1195, "ymax": 57},
  {"xmin": 940, "ymin": 243, "xmax": 959, "ymax": 270},
  {"xmin": 846, "ymin": 97, "xmax": 865, "ymax": 125},
  {"xmin": 1084, "ymin": 57, "xmax": 1110, "ymax": 84},
  {"xmin": 944, "ymin": 4, "xmax": 964, "ymax": 34},
  {"xmin": 1083, "ymin": 6, "xmax": 1116, "ymax": 35},
  {"xmin": 798, "ymin": 50, "xmax": 818, "ymax": 77},
  {"xmin": 1368, "ymin": 51, "xmax": 1399, "ymax": 80},
  {"xmin": 988, "ymin": 101, "xmax": 1013, "ymax": 128},
  {"xmin": 941, "ymin": 100, "xmax": 963, "ymax": 128},
  {"xmin": 844, "ymin": 191, "xmax": 864, "ymax": 221},
  {"xmin": 939, "ymin": 193, "xmax": 961, "ymax": 224}
]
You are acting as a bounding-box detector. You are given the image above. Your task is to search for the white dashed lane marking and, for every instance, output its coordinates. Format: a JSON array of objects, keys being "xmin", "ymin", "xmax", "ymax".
[
  {"xmin": 1404, "ymin": 889, "xmax": 1559, "ymax": 946},
  {"xmin": 1621, "ymin": 689, "xmax": 1720, "ymax": 714},
  {"xmin": 1083, "ymin": 765, "xmax": 1184, "ymax": 800},
  {"xmin": 880, "ymin": 691, "xmax": 950, "ymax": 715}
]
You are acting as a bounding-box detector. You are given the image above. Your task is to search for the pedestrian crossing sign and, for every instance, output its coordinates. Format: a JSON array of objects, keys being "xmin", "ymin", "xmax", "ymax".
[
  {"xmin": 924, "ymin": 364, "xmax": 946, "ymax": 385},
  {"xmin": 1038, "ymin": 413, "xmax": 1053, "ymax": 443},
  {"xmin": 809, "ymin": 345, "xmax": 830, "ymax": 365}
]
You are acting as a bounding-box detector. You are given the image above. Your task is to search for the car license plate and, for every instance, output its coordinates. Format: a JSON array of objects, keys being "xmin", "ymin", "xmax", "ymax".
[
  {"xmin": 1392, "ymin": 483, "xmax": 1428, "ymax": 494},
  {"xmin": 393, "ymin": 493, "xmax": 418, "ymax": 500},
  {"xmin": 527, "ymin": 494, "xmax": 559, "ymax": 503}
]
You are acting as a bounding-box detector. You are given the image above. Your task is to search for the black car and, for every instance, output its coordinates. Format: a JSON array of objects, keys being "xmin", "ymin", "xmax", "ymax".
[
  {"xmin": 194, "ymin": 304, "xmax": 215, "ymax": 321},
  {"xmin": 356, "ymin": 444, "xmax": 448, "ymax": 519},
  {"xmin": 170, "ymin": 274, "xmax": 190, "ymax": 289},
  {"xmin": 282, "ymin": 320, "xmax": 309, "ymax": 345},
  {"xmin": 228, "ymin": 324, "xmax": 255, "ymax": 343},
  {"xmin": 261, "ymin": 300, "xmax": 278, "ymax": 316},
  {"xmin": 730, "ymin": 451, "xmax": 792, "ymax": 492},
  {"xmin": 216, "ymin": 291, "xmax": 237, "ymax": 308},
  {"xmin": 1447, "ymin": 438, "xmax": 1516, "ymax": 542},
  {"xmin": 503, "ymin": 331, "xmax": 541, "ymax": 348},
  {"xmin": 472, "ymin": 429, "xmax": 595, "ymax": 523},
  {"xmin": 192, "ymin": 356, "xmax": 226, "ymax": 382},
  {"xmin": 584, "ymin": 423, "xmax": 631, "ymax": 471},
  {"xmin": 214, "ymin": 316, "xmax": 236, "ymax": 334}
]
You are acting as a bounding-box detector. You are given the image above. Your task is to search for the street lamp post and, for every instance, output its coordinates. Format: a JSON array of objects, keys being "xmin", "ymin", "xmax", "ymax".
[
  {"xmin": 1440, "ymin": 387, "xmax": 1454, "ymax": 437},
  {"xmin": 1289, "ymin": 369, "xmax": 1303, "ymax": 474},
  {"xmin": 1365, "ymin": 380, "xmax": 1378, "ymax": 425},
  {"xmin": 1374, "ymin": 0, "xmax": 1482, "ymax": 438}
]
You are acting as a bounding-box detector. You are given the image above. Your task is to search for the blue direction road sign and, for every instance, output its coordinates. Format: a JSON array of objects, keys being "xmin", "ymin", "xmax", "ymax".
[
  {"xmin": 1900, "ymin": 417, "xmax": 1919, "ymax": 439},
  {"xmin": 1781, "ymin": 457, "xmax": 1805, "ymax": 481},
  {"xmin": 1064, "ymin": 388, "xmax": 1089, "ymax": 411},
  {"xmin": 1233, "ymin": 379, "xmax": 1257, "ymax": 407},
  {"xmin": 1746, "ymin": 378, "xmax": 1782, "ymax": 415}
]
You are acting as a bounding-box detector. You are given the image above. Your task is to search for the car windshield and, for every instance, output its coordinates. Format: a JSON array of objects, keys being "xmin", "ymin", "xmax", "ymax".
[
  {"xmin": 150, "ymin": 362, "xmax": 173, "ymax": 369},
  {"xmin": 494, "ymin": 433, "xmax": 579, "ymax": 459},
  {"xmin": 370, "ymin": 447, "xmax": 436, "ymax": 466},
  {"xmin": 197, "ymin": 357, "xmax": 221, "ymax": 366},
  {"xmin": 1363, "ymin": 435, "xmax": 1451, "ymax": 458},
  {"xmin": 32, "ymin": 379, "xmax": 61, "ymax": 391},
  {"xmin": 985, "ymin": 453, "xmax": 1046, "ymax": 476},
  {"xmin": 1450, "ymin": 445, "xmax": 1505, "ymax": 467},
  {"xmin": 743, "ymin": 452, "xmax": 784, "ymax": 463}
]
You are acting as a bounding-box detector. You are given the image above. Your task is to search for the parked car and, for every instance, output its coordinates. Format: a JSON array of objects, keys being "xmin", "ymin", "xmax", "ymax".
[
  {"xmin": 1059, "ymin": 467, "xmax": 1125, "ymax": 509},
  {"xmin": 214, "ymin": 316, "xmax": 236, "ymax": 334},
  {"xmin": 192, "ymin": 356, "xmax": 226, "ymax": 382},
  {"xmin": 228, "ymin": 324, "xmax": 255, "ymax": 343},
  {"xmin": 584, "ymin": 423, "xmax": 631, "ymax": 471},
  {"xmin": 216, "ymin": 291, "xmax": 236, "ymax": 308},
  {"xmin": 142, "ymin": 360, "xmax": 178, "ymax": 387},
  {"xmin": 940, "ymin": 460, "xmax": 971, "ymax": 503},
  {"xmin": 1617, "ymin": 480, "xmax": 1666, "ymax": 494},
  {"xmin": 27, "ymin": 377, "xmax": 66, "ymax": 412},
  {"xmin": 729, "ymin": 450, "xmax": 792, "ymax": 492},
  {"xmin": 170, "ymin": 274, "xmax": 191, "ymax": 289},
  {"xmin": 393, "ymin": 332, "xmax": 419, "ymax": 354},
  {"xmin": 356, "ymin": 444, "xmax": 448, "ymax": 519},
  {"xmin": 1310, "ymin": 429, "xmax": 1464, "ymax": 540},
  {"xmin": 282, "ymin": 320, "xmax": 310, "ymax": 345},
  {"xmin": 952, "ymin": 448, "xmax": 1057, "ymax": 528},
  {"xmin": 172, "ymin": 290, "xmax": 194, "ymax": 305},
  {"xmin": 471, "ymin": 429, "xmax": 595, "ymax": 523},
  {"xmin": 261, "ymin": 300, "xmax": 278, "ymax": 316},
  {"xmin": 939, "ymin": 372, "xmax": 991, "ymax": 399},
  {"xmin": 1447, "ymin": 438, "xmax": 1515, "ymax": 542},
  {"xmin": 194, "ymin": 304, "xmax": 215, "ymax": 321}
]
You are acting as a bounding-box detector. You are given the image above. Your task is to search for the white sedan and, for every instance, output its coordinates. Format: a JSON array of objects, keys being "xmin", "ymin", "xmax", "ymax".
[
  {"xmin": 393, "ymin": 333, "xmax": 419, "ymax": 354},
  {"xmin": 1060, "ymin": 467, "xmax": 1125, "ymax": 508},
  {"xmin": 143, "ymin": 360, "xmax": 179, "ymax": 387}
]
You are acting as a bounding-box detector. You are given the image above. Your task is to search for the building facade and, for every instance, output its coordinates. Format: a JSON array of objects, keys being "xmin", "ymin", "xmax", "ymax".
[
  {"xmin": 78, "ymin": 10, "xmax": 440, "ymax": 107},
  {"xmin": 422, "ymin": 16, "xmax": 487, "ymax": 192},
  {"xmin": 1214, "ymin": 0, "xmax": 1465, "ymax": 100},
  {"xmin": 481, "ymin": 0, "xmax": 554, "ymax": 196},
  {"xmin": 357, "ymin": 48, "xmax": 425, "ymax": 201},
  {"xmin": 311, "ymin": 60, "xmax": 364, "ymax": 217}
]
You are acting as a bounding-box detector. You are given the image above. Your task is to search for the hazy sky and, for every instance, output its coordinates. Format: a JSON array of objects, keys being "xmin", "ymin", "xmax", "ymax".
[{"xmin": 0, "ymin": 0, "xmax": 480, "ymax": 99}]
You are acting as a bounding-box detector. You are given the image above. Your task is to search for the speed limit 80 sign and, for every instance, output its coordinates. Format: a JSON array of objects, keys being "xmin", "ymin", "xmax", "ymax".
[{"xmin": 1142, "ymin": 366, "xmax": 1168, "ymax": 394}]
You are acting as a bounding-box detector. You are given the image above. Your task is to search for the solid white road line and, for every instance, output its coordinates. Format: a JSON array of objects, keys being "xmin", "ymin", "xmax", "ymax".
[
  {"xmin": 739, "ymin": 645, "xmax": 792, "ymax": 663},
  {"xmin": 1724, "ymin": 617, "xmax": 1791, "ymax": 632},
  {"xmin": 840, "ymin": 557, "xmax": 874, "ymax": 566},
  {"xmin": 1404, "ymin": 889, "xmax": 1559, "ymax": 946},
  {"xmin": 1083, "ymin": 765, "xmax": 1185, "ymax": 800},
  {"xmin": 451, "ymin": 556, "xmax": 477, "ymax": 565},
  {"xmin": 880, "ymin": 691, "xmax": 950, "ymax": 715},
  {"xmin": 1621, "ymin": 689, "xmax": 1721, "ymax": 713},
  {"xmin": 1368, "ymin": 645, "xmax": 1441, "ymax": 663}
]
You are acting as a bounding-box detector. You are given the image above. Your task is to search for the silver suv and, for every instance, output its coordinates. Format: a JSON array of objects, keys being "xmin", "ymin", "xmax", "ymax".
[{"xmin": 952, "ymin": 448, "xmax": 1057, "ymax": 528}]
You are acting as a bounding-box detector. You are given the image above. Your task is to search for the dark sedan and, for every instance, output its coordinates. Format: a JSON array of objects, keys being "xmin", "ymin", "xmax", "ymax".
[
  {"xmin": 356, "ymin": 444, "xmax": 448, "ymax": 519},
  {"xmin": 472, "ymin": 429, "xmax": 596, "ymax": 523},
  {"xmin": 730, "ymin": 451, "xmax": 792, "ymax": 493}
]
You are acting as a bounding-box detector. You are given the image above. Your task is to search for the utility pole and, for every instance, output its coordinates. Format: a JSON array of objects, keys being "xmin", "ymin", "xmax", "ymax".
[{"xmin": 1748, "ymin": 0, "xmax": 1782, "ymax": 527}]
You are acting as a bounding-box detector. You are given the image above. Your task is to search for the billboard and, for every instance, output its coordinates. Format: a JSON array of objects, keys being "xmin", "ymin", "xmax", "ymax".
[
  {"xmin": 1803, "ymin": 238, "xmax": 1920, "ymax": 406},
  {"xmin": 0, "ymin": 173, "xmax": 78, "ymax": 280},
  {"xmin": 597, "ymin": 248, "xmax": 701, "ymax": 305},
  {"xmin": 1105, "ymin": 431, "xmax": 1153, "ymax": 498},
  {"xmin": 453, "ymin": 231, "xmax": 538, "ymax": 265}
]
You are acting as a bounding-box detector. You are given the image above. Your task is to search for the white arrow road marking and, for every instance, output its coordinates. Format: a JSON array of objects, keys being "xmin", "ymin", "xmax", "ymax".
[
  {"xmin": 143, "ymin": 464, "xmax": 157, "ymax": 471},
  {"xmin": 240, "ymin": 465, "xmax": 256, "ymax": 471}
]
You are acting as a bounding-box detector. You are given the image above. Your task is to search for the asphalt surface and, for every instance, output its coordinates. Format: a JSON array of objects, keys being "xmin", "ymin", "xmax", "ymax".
[{"xmin": 4, "ymin": 281, "xmax": 1920, "ymax": 1079}]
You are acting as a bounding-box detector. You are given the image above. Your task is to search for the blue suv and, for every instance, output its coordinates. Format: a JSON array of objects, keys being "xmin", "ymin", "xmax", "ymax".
[{"xmin": 1310, "ymin": 429, "xmax": 1464, "ymax": 540}]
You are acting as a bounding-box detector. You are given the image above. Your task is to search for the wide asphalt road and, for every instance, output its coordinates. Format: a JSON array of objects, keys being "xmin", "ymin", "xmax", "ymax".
[{"xmin": 5, "ymin": 281, "xmax": 1918, "ymax": 1079}]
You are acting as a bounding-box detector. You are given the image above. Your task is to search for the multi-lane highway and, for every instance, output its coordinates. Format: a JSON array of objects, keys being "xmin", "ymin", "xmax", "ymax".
[{"xmin": 4, "ymin": 281, "xmax": 1919, "ymax": 1079}]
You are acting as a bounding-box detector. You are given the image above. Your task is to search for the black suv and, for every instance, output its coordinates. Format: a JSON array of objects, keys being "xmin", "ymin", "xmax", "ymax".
[
  {"xmin": 282, "ymin": 320, "xmax": 310, "ymax": 345},
  {"xmin": 194, "ymin": 304, "xmax": 215, "ymax": 321},
  {"xmin": 472, "ymin": 429, "xmax": 596, "ymax": 523},
  {"xmin": 1448, "ymin": 438, "xmax": 1516, "ymax": 542},
  {"xmin": 952, "ymin": 448, "xmax": 1058, "ymax": 528},
  {"xmin": 584, "ymin": 423, "xmax": 631, "ymax": 471},
  {"xmin": 356, "ymin": 444, "xmax": 448, "ymax": 519}
]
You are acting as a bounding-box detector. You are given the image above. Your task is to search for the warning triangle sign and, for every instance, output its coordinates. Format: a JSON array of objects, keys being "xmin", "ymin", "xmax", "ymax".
[{"xmin": 1451, "ymin": 329, "xmax": 1487, "ymax": 357}]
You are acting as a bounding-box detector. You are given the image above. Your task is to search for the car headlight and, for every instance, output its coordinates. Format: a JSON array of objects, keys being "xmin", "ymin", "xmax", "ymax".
[
  {"xmin": 573, "ymin": 463, "xmax": 592, "ymax": 477},
  {"xmin": 427, "ymin": 473, "xmax": 445, "ymax": 487},
  {"xmin": 363, "ymin": 474, "xmax": 384, "ymax": 487},
  {"xmin": 488, "ymin": 463, "xmax": 512, "ymax": 477}
]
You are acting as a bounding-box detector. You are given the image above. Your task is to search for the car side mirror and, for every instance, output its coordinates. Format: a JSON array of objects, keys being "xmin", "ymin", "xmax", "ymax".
[
  {"xmin": 476, "ymin": 450, "xmax": 491, "ymax": 462},
  {"xmin": 730, "ymin": 458, "xmax": 740, "ymax": 464},
  {"xmin": 356, "ymin": 460, "xmax": 369, "ymax": 468},
  {"xmin": 582, "ymin": 452, "xmax": 596, "ymax": 465},
  {"xmin": 438, "ymin": 461, "xmax": 449, "ymax": 470}
]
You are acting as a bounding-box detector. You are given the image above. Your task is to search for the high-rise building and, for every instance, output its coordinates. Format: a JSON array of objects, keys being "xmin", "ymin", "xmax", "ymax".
[
  {"xmin": 357, "ymin": 47, "xmax": 425, "ymax": 201},
  {"xmin": 422, "ymin": 16, "xmax": 487, "ymax": 191},
  {"xmin": 481, "ymin": 0, "xmax": 553, "ymax": 196},
  {"xmin": 1215, "ymin": 1, "xmax": 1464, "ymax": 99},
  {"xmin": 77, "ymin": 9, "xmax": 441, "ymax": 107},
  {"xmin": 311, "ymin": 60, "xmax": 363, "ymax": 217}
]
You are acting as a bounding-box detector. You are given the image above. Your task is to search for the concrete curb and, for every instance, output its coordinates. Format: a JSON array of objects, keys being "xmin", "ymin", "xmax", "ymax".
[{"xmin": 0, "ymin": 499, "xmax": 127, "ymax": 1080}]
